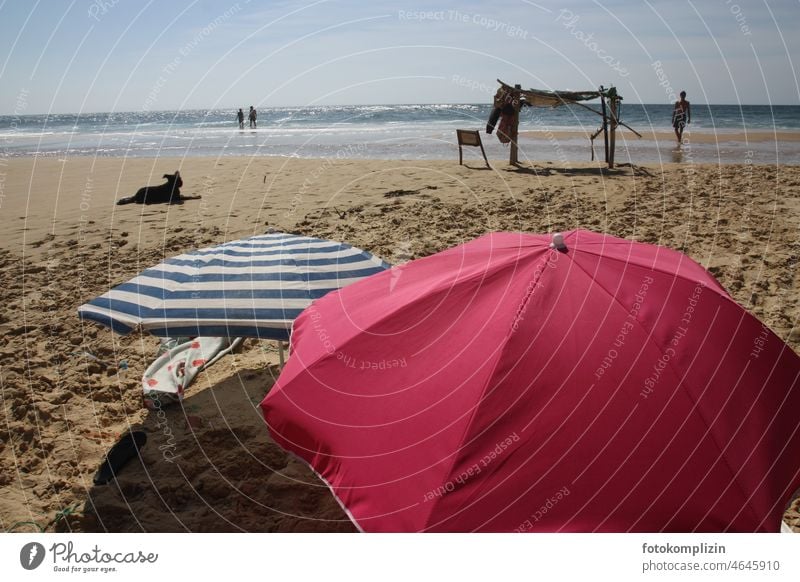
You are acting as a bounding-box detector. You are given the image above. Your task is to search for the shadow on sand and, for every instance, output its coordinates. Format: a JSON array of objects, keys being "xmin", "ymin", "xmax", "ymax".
[
  {"xmin": 505, "ymin": 162, "xmax": 655, "ymax": 178},
  {"xmin": 77, "ymin": 360, "xmax": 355, "ymax": 532}
]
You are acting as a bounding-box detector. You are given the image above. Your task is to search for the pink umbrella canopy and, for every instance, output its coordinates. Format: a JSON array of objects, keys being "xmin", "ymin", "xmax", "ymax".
[{"xmin": 260, "ymin": 230, "xmax": 800, "ymax": 532}]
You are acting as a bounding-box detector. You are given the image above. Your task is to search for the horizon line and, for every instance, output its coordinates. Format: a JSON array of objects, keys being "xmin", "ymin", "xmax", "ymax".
[{"xmin": 3, "ymin": 101, "xmax": 800, "ymax": 116}]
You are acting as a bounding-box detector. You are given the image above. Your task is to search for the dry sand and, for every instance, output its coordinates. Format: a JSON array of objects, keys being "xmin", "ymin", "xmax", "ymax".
[{"xmin": 1, "ymin": 155, "xmax": 799, "ymax": 532}]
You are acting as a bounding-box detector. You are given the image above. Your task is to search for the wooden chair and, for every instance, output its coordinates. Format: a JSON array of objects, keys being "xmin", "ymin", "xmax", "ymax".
[{"xmin": 457, "ymin": 129, "xmax": 490, "ymax": 168}]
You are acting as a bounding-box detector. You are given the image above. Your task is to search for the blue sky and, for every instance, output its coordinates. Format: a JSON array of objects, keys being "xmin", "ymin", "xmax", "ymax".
[{"xmin": 1, "ymin": 0, "xmax": 799, "ymax": 114}]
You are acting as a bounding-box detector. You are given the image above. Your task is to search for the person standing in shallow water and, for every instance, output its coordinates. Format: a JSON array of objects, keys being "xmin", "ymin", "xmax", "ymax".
[
  {"xmin": 672, "ymin": 91, "xmax": 691, "ymax": 145},
  {"xmin": 249, "ymin": 106, "xmax": 257, "ymax": 128},
  {"xmin": 237, "ymin": 108, "xmax": 244, "ymax": 129}
]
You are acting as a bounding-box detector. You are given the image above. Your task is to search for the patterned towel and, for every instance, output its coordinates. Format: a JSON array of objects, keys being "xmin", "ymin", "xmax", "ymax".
[{"xmin": 142, "ymin": 337, "xmax": 243, "ymax": 409}]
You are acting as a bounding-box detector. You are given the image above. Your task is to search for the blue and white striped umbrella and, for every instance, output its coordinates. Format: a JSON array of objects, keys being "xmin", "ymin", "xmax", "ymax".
[{"xmin": 78, "ymin": 232, "xmax": 389, "ymax": 340}]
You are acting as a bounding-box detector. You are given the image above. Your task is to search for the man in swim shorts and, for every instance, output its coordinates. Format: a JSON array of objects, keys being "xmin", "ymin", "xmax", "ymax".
[{"xmin": 672, "ymin": 91, "xmax": 691, "ymax": 145}]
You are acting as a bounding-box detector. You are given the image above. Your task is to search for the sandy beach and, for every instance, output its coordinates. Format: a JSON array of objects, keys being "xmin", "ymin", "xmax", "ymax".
[{"xmin": 1, "ymin": 154, "xmax": 799, "ymax": 532}]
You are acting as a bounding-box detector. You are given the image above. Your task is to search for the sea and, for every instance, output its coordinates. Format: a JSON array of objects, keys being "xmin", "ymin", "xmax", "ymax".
[{"xmin": 2, "ymin": 104, "xmax": 799, "ymax": 165}]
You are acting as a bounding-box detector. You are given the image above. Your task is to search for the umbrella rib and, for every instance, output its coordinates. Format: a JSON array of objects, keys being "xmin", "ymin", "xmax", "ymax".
[
  {"xmin": 621, "ymin": 319, "xmax": 770, "ymax": 530},
  {"xmin": 422, "ymin": 251, "xmax": 560, "ymax": 530},
  {"xmin": 423, "ymin": 244, "xmax": 659, "ymax": 530},
  {"xmin": 566, "ymin": 258, "xmax": 764, "ymax": 530},
  {"xmin": 575, "ymin": 244, "xmax": 730, "ymax": 297},
  {"xmin": 708, "ymin": 362, "xmax": 800, "ymax": 531},
  {"xmin": 455, "ymin": 259, "xmax": 669, "ymax": 531}
]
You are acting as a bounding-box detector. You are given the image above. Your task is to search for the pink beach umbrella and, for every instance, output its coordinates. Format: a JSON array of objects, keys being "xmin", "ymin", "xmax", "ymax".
[{"xmin": 260, "ymin": 230, "xmax": 800, "ymax": 532}]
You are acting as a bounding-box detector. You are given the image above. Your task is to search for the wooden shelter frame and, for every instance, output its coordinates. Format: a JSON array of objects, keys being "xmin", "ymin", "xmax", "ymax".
[{"xmin": 496, "ymin": 80, "xmax": 641, "ymax": 169}]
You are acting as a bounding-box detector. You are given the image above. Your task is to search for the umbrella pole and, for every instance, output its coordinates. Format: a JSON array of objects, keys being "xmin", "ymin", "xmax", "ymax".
[{"xmin": 279, "ymin": 342, "xmax": 285, "ymax": 368}]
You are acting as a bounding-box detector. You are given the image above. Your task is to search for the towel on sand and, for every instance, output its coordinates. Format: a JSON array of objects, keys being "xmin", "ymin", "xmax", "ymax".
[{"xmin": 142, "ymin": 337, "xmax": 242, "ymax": 409}]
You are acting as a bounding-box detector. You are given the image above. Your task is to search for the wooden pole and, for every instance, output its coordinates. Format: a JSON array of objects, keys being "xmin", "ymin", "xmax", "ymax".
[
  {"xmin": 599, "ymin": 87, "xmax": 609, "ymax": 165},
  {"xmin": 608, "ymin": 96, "xmax": 617, "ymax": 169},
  {"xmin": 510, "ymin": 84, "xmax": 521, "ymax": 165}
]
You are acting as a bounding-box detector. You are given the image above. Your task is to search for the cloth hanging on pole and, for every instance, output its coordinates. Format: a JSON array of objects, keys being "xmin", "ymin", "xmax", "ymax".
[
  {"xmin": 497, "ymin": 80, "xmax": 601, "ymax": 107},
  {"xmin": 487, "ymin": 84, "xmax": 519, "ymax": 142}
]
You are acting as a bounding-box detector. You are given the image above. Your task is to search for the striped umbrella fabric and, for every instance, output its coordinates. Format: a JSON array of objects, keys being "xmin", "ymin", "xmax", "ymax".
[{"xmin": 78, "ymin": 232, "xmax": 389, "ymax": 340}]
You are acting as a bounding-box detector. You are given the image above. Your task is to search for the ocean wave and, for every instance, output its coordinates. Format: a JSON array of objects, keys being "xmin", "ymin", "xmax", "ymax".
[{"xmin": 3, "ymin": 104, "xmax": 799, "ymax": 163}]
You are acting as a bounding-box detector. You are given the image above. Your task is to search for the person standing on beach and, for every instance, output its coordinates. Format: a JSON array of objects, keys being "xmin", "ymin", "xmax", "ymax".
[
  {"xmin": 237, "ymin": 108, "xmax": 244, "ymax": 129},
  {"xmin": 672, "ymin": 91, "xmax": 691, "ymax": 145},
  {"xmin": 249, "ymin": 106, "xmax": 257, "ymax": 129}
]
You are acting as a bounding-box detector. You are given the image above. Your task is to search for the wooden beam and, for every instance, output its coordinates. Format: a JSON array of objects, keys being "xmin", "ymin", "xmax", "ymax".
[
  {"xmin": 600, "ymin": 88, "xmax": 609, "ymax": 165},
  {"xmin": 609, "ymin": 96, "xmax": 617, "ymax": 169},
  {"xmin": 510, "ymin": 84, "xmax": 521, "ymax": 165}
]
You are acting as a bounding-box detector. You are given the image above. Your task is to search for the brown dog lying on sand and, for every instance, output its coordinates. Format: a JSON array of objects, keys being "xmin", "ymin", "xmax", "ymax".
[{"xmin": 116, "ymin": 171, "xmax": 200, "ymax": 205}]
